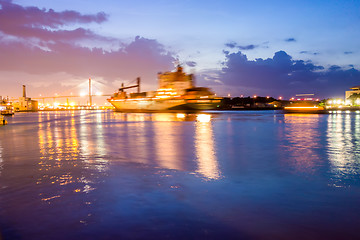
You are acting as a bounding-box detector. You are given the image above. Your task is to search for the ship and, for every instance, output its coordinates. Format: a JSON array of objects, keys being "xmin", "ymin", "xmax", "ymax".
[{"xmin": 108, "ymin": 66, "xmax": 223, "ymax": 112}]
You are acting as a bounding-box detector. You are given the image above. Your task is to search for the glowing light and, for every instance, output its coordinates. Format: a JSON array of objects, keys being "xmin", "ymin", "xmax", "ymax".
[
  {"xmin": 328, "ymin": 100, "xmax": 333, "ymax": 104},
  {"xmin": 54, "ymin": 102, "xmax": 60, "ymax": 108},
  {"xmin": 284, "ymin": 106, "xmax": 324, "ymax": 110},
  {"xmin": 176, "ymin": 113, "xmax": 185, "ymax": 119},
  {"xmin": 279, "ymin": 96, "xmax": 282, "ymax": 100},
  {"xmin": 253, "ymin": 95, "xmax": 257, "ymax": 98},
  {"xmin": 95, "ymin": 92, "xmax": 102, "ymax": 96},
  {"xmin": 196, "ymin": 114, "xmax": 211, "ymax": 123},
  {"xmin": 80, "ymin": 92, "xmax": 86, "ymax": 97}
]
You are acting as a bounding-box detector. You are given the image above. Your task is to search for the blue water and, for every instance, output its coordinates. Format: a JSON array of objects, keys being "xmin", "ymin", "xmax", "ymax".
[{"xmin": 0, "ymin": 110, "xmax": 360, "ymax": 239}]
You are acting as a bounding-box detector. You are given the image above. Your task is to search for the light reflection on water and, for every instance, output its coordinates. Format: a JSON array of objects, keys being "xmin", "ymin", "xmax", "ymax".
[
  {"xmin": 327, "ymin": 112, "xmax": 360, "ymax": 186},
  {"xmin": 0, "ymin": 143, "xmax": 3, "ymax": 176},
  {"xmin": 154, "ymin": 120, "xmax": 182, "ymax": 170},
  {"xmin": 1, "ymin": 111, "xmax": 360, "ymax": 239},
  {"xmin": 195, "ymin": 114, "xmax": 220, "ymax": 180},
  {"xmin": 281, "ymin": 114, "xmax": 322, "ymax": 174}
]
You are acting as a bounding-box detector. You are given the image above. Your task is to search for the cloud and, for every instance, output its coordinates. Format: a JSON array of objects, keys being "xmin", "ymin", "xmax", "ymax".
[
  {"xmin": 344, "ymin": 51, "xmax": 353, "ymax": 55},
  {"xmin": 225, "ymin": 41, "xmax": 237, "ymax": 49},
  {"xmin": 0, "ymin": 1, "xmax": 176, "ymax": 94},
  {"xmin": 0, "ymin": 36, "xmax": 175, "ymax": 85},
  {"xmin": 237, "ymin": 44, "xmax": 257, "ymax": 50},
  {"xmin": 203, "ymin": 50, "xmax": 360, "ymax": 98},
  {"xmin": 285, "ymin": 38, "xmax": 296, "ymax": 42},
  {"xmin": 186, "ymin": 61, "xmax": 197, "ymax": 67},
  {"xmin": 300, "ymin": 51, "xmax": 320, "ymax": 55},
  {"xmin": 0, "ymin": 0, "xmax": 109, "ymax": 44},
  {"xmin": 225, "ymin": 41, "xmax": 258, "ymax": 50}
]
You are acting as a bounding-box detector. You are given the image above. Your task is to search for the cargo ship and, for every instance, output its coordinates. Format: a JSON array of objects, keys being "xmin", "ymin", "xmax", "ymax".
[{"xmin": 108, "ymin": 66, "xmax": 223, "ymax": 112}]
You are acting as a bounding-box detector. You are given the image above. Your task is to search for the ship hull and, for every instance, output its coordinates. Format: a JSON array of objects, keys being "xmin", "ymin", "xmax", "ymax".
[{"xmin": 108, "ymin": 98, "xmax": 222, "ymax": 112}]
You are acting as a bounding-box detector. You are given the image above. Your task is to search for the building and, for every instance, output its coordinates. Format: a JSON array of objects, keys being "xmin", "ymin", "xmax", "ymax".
[
  {"xmin": 345, "ymin": 86, "xmax": 360, "ymax": 99},
  {"xmin": 13, "ymin": 85, "xmax": 38, "ymax": 111}
]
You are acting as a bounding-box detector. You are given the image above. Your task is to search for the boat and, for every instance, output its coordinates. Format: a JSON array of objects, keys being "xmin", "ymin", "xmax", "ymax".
[
  {"xmin": 0, "ymin": 115, "xmax": 7, "ymax": 125},
  {"xmin": 0, "ymin": 98, "xmax": 14, "ymax": 116},
  {"xmin": 108, "ymin": 66, "xmax": 223, "ymax": 112},
  {"xmin": 283, "ymin": 101, "xmax": 328, "ymax": 114}
]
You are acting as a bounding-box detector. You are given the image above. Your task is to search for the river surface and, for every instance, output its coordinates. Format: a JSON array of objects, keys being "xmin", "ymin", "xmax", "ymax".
[{"xmin": 0, "ymin": 110, "xmax": 360, "ymax": 240}]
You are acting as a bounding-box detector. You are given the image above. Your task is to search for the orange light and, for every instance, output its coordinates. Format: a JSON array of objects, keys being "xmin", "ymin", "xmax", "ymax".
[{"xmin": 284, "ymin": 106, "xmax": 323, "ymax": 110}]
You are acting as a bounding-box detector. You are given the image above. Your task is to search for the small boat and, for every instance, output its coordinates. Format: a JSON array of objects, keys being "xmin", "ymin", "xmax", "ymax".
[
  {"xmin": 0, "ymin": 115, "xmax": 7, "ymax": 125},
  {"xmin": 0, "ymin": 99, "xmax": 14, "ymax": 116},
  {"xmin": 283, "ymin": 101, "xmax": 328, "ymax": 114}
]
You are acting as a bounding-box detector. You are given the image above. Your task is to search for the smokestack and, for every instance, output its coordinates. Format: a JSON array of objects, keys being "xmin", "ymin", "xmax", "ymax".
[{"xmin": 22, "ymin": 85, "xmax": 26, "ymax": 98}]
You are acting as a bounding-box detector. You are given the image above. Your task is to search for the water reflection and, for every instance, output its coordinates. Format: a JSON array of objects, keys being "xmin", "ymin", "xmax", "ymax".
[
  {"xmin": 111, "ymin": 112, "xmax": 221, "ymax": 179},
  {"xmin": 0, "ymin": 143, "xmax": 3, "ymax": 176},
  {"xmin": 37, "ymin": 111, "xmax": 111, "ymax": 199},
  {"xmin": 326, "ymin": 112, "xmax": 360, "ymax": 186},
  {"xmin": 112, "ymin": 112, "xmax": 197, "ymax": 122},
  {"xmin": 195, "ymin": 114, "xmax": 220, "ymax": 180},
  {"xmin": 282, "ymin": 114, "xmax": 321, "ymax": 173},
  {"xmin": 79, "ymin": 111, "xmax": 108, "ymax": 171},
  {"xmin": 154, "ymin": 120, "xmax": 182, "ymax": 170}
]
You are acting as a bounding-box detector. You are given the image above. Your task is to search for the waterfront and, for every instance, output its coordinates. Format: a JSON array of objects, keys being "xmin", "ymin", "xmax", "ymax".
[{"xmin": 0, "ymin": 110, "xmax": 360, "ymax": 239}]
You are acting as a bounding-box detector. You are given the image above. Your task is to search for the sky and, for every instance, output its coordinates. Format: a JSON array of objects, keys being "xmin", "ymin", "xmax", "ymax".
[{"xmin": 0, "ymin": 0, "xmax": 359, "ymax": 103}]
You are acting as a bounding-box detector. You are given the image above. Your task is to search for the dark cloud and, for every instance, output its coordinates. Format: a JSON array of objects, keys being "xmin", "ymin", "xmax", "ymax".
[
  {"xmin": 225, "ymin": 41, "xmax": 237, "ymax": 48},
  {"xmin": 237, "ymin": 44, "xmax": 257, "ymax": 50},
  {"xmin": 0, "ymin": 1, "xmax": 176, "ymax": 89},
  {"xmin": 344, "ymin": 51, "xmax": 353, "ymax": 55},
  {"xmin": 186, "ymin": 61, "xmax": 197, "ymax": 67},
  {"xmin": 285, "ymin": 38, "xmax": 296, "ymax": 42},
  {"xmin": 0, "ymin": 0, "xmax": 109, "ymax": 43},
  {"xmin": 225, "ymin": 41, "xmax": 258, "ymax": 50},
  {"xmin": 211, "ymin": 50, "xmax": 360, "ymax": 98},
  {"xmin": 0, "ymin": 36, "xmax": 175, "ymax": 84},
  {"xmin": 300, "ymin": 51, "xmax": 320, "ymax": 55}
]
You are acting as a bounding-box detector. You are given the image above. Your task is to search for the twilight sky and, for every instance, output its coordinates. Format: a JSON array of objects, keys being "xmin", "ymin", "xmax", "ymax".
[{"xmin": 0, "ymin": 0, "xmax": 359, "ymax": 102}]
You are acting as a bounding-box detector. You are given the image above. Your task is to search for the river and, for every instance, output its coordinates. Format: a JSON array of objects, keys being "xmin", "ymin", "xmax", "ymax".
[{"xmin": 0, "ymin": 110, "xmax": 359, "ymax": 239}]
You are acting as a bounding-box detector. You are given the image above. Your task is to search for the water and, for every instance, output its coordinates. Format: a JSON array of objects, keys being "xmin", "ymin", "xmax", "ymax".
[{"xmin": 0, "ymin": 110, "xmax": 360, "ymax": 240}]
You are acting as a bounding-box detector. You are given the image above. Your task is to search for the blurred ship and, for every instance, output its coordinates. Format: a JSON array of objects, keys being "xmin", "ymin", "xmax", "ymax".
[{"xmin": 108, "ymin": 66, "xmax": 223, "ymax": 112}]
